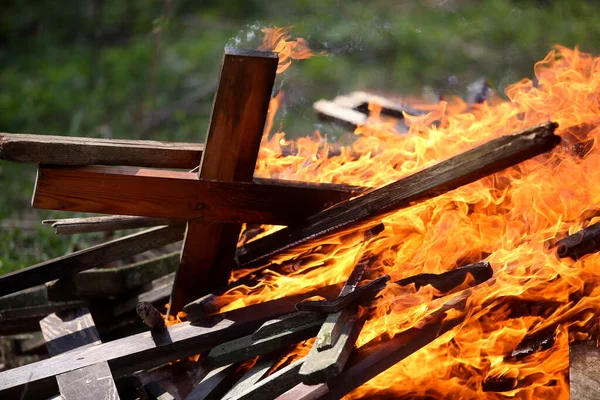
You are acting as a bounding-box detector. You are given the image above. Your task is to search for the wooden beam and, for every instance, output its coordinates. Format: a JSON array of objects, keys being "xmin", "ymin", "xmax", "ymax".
[
  {"xmin": 0, "ymin": 295, "xmax": 305, "ymax": 398},
  {"xmin": 0, "ymin": 132, "xmax": 203, "ymax": 169},
  {"xmin": 222, "ymin": 354, "xmax": 279, "ymax": 399},
  {"xmin": 313, "ymin": 99, "xmax": 367, "ymax": 131},
  {"xmin": 46, "ymin": 251, "xmax": 180, "ymax": 301},
  {"xmin": 0, "ymin": 225, "xmax": 184, "ymax": 297},
  {"xmin": 570, "ymin": 342, "xmax": 600, "ymax": 399},
  {"xmin": 187, "ymin": 363, "xmax": 238, "ymax": 400},
  {"xmin": 171, "ymin": 48, "xmax": 278, "ymax": 312},
  {"xmin": 395, "ymin": 261, "xmax": 493, "ymax": 293},
  {"xmin": 32, "ymin": 165, "xmax": 362, "ymax": 225},
  {"xmin": 237, "ymin": 122, "xmax": 561, "ymax": 267},
  {"xmin": 40, "ymin": 308, "xmax": 119, "ymax": 400},
  {"xmin": 43, "ymin": 215, "xmax": 177, "ymax": 235},
  {"xmin": 556, "ymin": 221, "xmax": 600, "ymax": 260}
]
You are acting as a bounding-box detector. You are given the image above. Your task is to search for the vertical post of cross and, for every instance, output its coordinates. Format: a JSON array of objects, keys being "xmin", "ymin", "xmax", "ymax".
[{"xmin": 169, "ymin": 48, "xmax": 278, "ymax": 313}]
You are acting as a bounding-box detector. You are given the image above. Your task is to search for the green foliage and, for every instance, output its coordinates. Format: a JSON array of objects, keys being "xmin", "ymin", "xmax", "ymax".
[{"xmin": 2, "ymin": 0, "xmax": 600, "ymax": 273}]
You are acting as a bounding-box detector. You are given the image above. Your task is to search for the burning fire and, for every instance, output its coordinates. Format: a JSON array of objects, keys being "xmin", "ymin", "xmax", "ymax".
[
  {"xmin": 258, "ymin": 26, "xmax": 319, "ymax": 73},
  {"xmin": 219, "ymin": 30, "xmax": 600, "ymax": 398}
]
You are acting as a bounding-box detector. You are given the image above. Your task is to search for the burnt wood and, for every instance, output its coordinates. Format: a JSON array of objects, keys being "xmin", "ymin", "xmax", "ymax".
[
  {"xmin": 43, "ymin": 215, "xmax": 177, "ymax": 235},
  {"xmin": 556, "ymin": 221, "xmax": 600, "ymax": 260},
  {"xmin": 0, "ymin": 224, "xmax": 185, "ymax": 297},
  {"xmin": 33, "ymin": 165, "xmax": 362, "ymax": 225},
  {"xmin": 0, "ymin": 132, "xmax": 203, "ymax": 169},
  {"xmin": 186, "ymin": 363, "xmax": 238, "ymax": 400},
  {"xmin": 172, "ymin": 49, "xmax": 278, "ymax": 312},
  {"xmin": 222, "ymin": 355, "xmax": 279, "ymax": 399},
  {"xmin": 0, "ymin": 294, "xmax": 312, "ymax": 397},
  {"xmin": 313, "ymin": 99, "xmax": 367, "ymax": 131},
  {"xmin": 395, "ymin": 261, "xmax": 493, "ymax": 293},
  {"xmin": 252, "ymin": 311, "xmax": 324, "ymax": 340},
  {"xmin": 40, "ymin": 308, "xmax": 119, "ymax": 400},
  {"xmin": 137, "ymin": 301, "xmax": 166, "ymax": 329},
  {"xmin": 237, "ymin": 122, "xmax": 560, "ymax": 268}
]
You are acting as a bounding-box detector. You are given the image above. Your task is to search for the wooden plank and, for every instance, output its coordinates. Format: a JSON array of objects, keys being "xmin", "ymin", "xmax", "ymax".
[
  {"xmin": 332, "ymin": 91, "xmax": 427, "ymax": 118},
  {"xmin": 237, "ymin": 122, "xmax": 561, "ymax": 267},
  {"xmin": 313, "ymin": 99, "xmax": 367, "ymax": 130},
  {"xmin": 276, "ymin": 383, "xmax": 328, "ymax": 400},
  {"xmin": 252, "ymin": 312, "xmax": 324, "ymax": 340},
  {"xmin": 43, "ymin": 215, "xmax": 177, "ymax": 235},
  {"xmin": 570, "ymin": 342, "xmax": 600, "ymax": 399},
  {"xmin": 395, "ymin": 261, "xmax": 493, "ymax": 292},
  {"xmin": 47, "ymin": 251, "xmax": 180, "ymax": 301},
  {"xmin": 32, "ymin": 165, "xmax": 362, "ymax": 225},
  {"xmin": 0, "ymin": 225, "xmax": 185, "ymax": 297},
  {"xmin": 207, "ymin": 314, "xmax": 324, "ymax": 367},
  {"xmin": 186, "ymin": 364, "xmax": 238, "ymax": 400},
  {"xmin": 40, "ymin": 308, "xmax": 119, "ymax": 400},
  {"xmin": 171, "ymin": 48, "xmax": 278, "ymax": 313},
  {"xmin": 137, "ymin": 301, "xmax": 166, "ymax": 329},
  {"xmin": 0, "ymin": 132, "xmax": 203, "ymax": 169},
  {"xmin": 0, "ymin": 290, "xmax": 310, "ymax": 397},
  {"xmin": 227, "ymin": 357, "xmax": 306, "ymax": 400},
  {"xmin": 223, "ymin": 355, "xmax": 279, "ymax": 399}
]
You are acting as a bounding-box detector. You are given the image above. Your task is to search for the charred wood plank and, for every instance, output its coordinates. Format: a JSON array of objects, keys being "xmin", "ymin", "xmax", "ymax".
[
  {"xmin": 186, "ymin": 363, "xmax": 238, "ymax": 400},
  {"xmin": 137, "ymin": 301, "xmax": 166, "ymax": 330},
  {"xmin": 321, "ymin": 292, "xmax": 471, "ymax": 400},
  {"xmin": 0, "ymin": 132, "xmax": 203, "ymax": 169},
  {"xmin": 227, "ymin": 357, "xmax": 306, "ymax": 400},
  {"xmin": 237, "ymin": 122, "xmax": 560, "ymax": 268},
  {"xmin": 40, "ymin": 308, "xmax": 119, "ymax": 400},
  {"xmin": 313, "ymin": 99, "xmax": 367, "ymax": 131},
  {"xmin": 223, "ymin": 355, "xmax": 279, "ymax": 399},
  {"xmin": 0, "ymin": 295, "xmax": 309, "ymax": 398},
  {"xmin": 333, "ymin": 91, "xmax": 428, "ymax": 119},
  {"xmin": 570, "ymin": 342, "xmax": 600, "ymax": 399},
  {"xmin": 207, "ymin": 313, "xmax": 324, "ymax": 367},
  {"xmin": 395, "ymin": 261, "xmax": 493, "ymax": 293},
  {"xmin": 33, "ymin": 165, "xmax": 361, "ymax": 225},
  {"xmin": 171, "ymin": 48, "xmax": 278, "ymax": 313},
  {"xmin": 556, "ymin": 221, "xmax": 600, "ymax": 260},
  {"xmin": 43, "ymin": 215, "xmax": 177, "ymax": 235},
  {"xmin": 252, "ymin": 312, "xmax": 324, "ymax": 340},
  {"xmin": 0, "ymin": 225, "xmax": 185, "ymax": 297},
  {"xmin": 47, "ymin": 251, "xmax": 180, "ymax": 301}
]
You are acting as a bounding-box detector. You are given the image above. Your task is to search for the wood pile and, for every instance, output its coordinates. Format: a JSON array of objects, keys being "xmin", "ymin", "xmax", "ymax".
[{"xmin": 0, "ymin": 47, "xmax": 598, "ymax": 399}]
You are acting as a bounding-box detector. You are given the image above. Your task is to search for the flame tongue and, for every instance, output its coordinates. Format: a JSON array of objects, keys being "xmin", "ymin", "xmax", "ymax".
[{"xmin": 225, "ymin": 36, "xmax": 600, "ymax": 398}]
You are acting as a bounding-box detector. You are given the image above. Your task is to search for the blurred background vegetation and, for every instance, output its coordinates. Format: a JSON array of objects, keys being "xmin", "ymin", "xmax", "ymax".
[{"xmin": 2, "ymin": 0, "xmax": 600, "ymax": 274}]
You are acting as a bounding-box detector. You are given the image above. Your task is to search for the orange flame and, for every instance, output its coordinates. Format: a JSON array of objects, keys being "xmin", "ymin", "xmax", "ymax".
[
  {"xmin": 258, "ymin": 26, "xmax": 319, "ymax": 74},
  {"xmin": 214, "ymin": 45, "xmax": 600, "ymax": 398}
]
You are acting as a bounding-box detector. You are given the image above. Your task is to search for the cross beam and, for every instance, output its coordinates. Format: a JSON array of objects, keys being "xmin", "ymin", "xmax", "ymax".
[{"xmin": 170, "ymin": 49, "xmax": 279, "ymax": 312}]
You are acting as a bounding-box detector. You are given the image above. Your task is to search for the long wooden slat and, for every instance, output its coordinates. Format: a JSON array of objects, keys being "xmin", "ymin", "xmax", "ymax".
[
  {"xmin": 0, "ymin": 294, "xmax": 305, "ymax": 398},
  {"xmin": 186, "ymin": 364, "xmax": 238, "ymax": 400},
  {"xmin": 43, "ymin": 215, "xmax": 177, "ymax": 235},
  {"xmin": 0, "ymin": 132, "xmax": 203, "ymax": 168},
  {"xmin": 40, "ymin": 308, "xmax": 119, "ymax": 400},
  {"xmin": 237, "ymin": 122, "xmax": 561, "ymax": 267},
  {"xmin": 32, "ymin": 165, "xmax": 362, "ymax": 225},
  {"xmin": 0, "ymin": 224, "xmax": 185, "ymax": 297},
  {"xmin": 171, "ymin": 49, "xmax": 278, "ymax": 312}
]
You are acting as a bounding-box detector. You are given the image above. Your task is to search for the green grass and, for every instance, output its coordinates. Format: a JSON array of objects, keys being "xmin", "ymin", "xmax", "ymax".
[{"xmin": 3, "ymin": 0, "xmax": 600, "ymax": 274}]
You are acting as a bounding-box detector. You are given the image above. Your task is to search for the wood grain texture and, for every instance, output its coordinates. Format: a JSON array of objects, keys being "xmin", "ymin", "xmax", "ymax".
[
  {"xmin": 47, "ymin": 251, "xmax": 180, "ymax": 301},
  {"xmin": 0, "ymin": 289, "xmax": 309, "ymax": 397},
  {"xmin": 44, "ymin": 215, "xmax": 177, "ymax": 235},
  {"xmin": 0, "ymin": 225, "xmax": 184, "ymax": 297},
  {"xmin": 237, "ymin": 122, "xmax": 561, "ymax": 267},
  {"xmin": 223, "ymin": 355, "xmax": 278, "ymax": 400},
  {"xmin": 32, "ymin": 165, "xmax": 361, "ymax": 224},
  {"xmin": 186, "ymin": 364, "xmax": 238, "ymax": 400},
  {"xmin": 0, "ymin": 132, "xmax": 203, "ymax": 168},
  {"xmin": 171, "ymin": 49, "xmax": 278, "ymax": 312},
  {"xmin": 570, "ymin": 342, "xmax": 600, "ymax": 399},
  {"xmin": 40, "ymin": 308, "xmax": 119, "ymax": 400}
]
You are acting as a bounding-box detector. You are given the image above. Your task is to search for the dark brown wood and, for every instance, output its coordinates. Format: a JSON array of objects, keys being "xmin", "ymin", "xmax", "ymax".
[
  {"xmin": 570, "ymin": 342, "xmax": 600, "ymax": 399},
  {"xmin": 0, "ymin": 301, "xmax": 87, "ymax": 323},
  {"xmin": 556, "ymin": 221, "xmax": 600, "ymax": 260},
  {"xmin": 32, "ymin": 165, "xmax": 361, "ymax": 225},
  {"xmin": 0, "ymin": 224, "xmax": 185, "ymax": 297},
  {"xmin": 237, "ymin": 122, "xmax": 561, "ymax": 268},
  {"xmin": 0, "ymin": 132, "xmax": 203, "ymax": 169},
  {"xmin": 187, "ymin": 363, "xmax": 238, "ymax": 400},
  {"xmin": 47, "ymin": 251, "xmax": 180, "ymax": 300},
  {"xmin": 227, "ymin": 357, "xmax": 306, "ymax": 400},
  {"xmin": 295, "ymin": 275, "xmax": 390, "ymax": 313},
  {"xmin": 207, "ymin": 315, "xmax": 324, "ymax": 367},
  {"xmin": 44, "ymin": 215, "xmax": 177, "ymax": 235},
  {"xmin": 321, "ymin": 292, "xmax": 471, "ymax": 400},
  {"xmin": 137, "ymin": 301, "xmax": 166, "ymax": 329},
  {"xmin": 0, "ymin": 295, "xmax": 309, "ymax": 398},
  {"xmin": 40, "ymin": 308, "xmax": 119, "ymax": 400},
  {"xmin": 395, "ymin": 261, "xmax": 493, "ymax": 293}
]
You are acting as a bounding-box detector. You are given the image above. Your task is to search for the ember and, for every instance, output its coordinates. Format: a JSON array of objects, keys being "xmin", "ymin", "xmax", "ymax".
[{"xmin": 2, "ymin": 25, "xmax": 600, "ymax": 400}]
